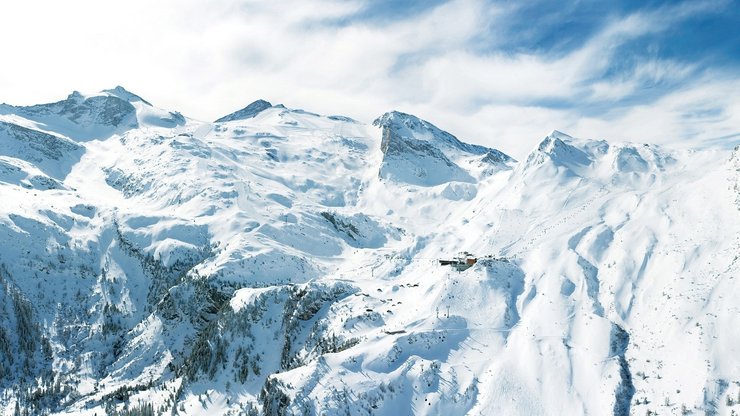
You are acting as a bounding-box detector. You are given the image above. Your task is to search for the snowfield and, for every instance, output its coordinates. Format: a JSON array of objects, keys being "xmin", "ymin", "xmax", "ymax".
[{"xmin": 0, "ymin": 88, "xmax": 738, "ymax": 415}]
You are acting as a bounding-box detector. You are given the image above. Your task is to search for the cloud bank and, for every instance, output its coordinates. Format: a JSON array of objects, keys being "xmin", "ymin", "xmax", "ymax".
[{"xmin": 1, "ymin": 0, "xmax": 738, "ymax": 157}]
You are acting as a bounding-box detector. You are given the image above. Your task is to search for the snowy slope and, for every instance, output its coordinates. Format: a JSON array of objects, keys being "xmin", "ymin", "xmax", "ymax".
[{"xmin": 0, "ymin": 89, "xmax": 737, "ymax": 416}]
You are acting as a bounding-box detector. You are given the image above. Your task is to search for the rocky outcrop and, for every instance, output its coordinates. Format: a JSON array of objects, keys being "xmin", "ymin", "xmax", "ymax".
[
  {"xmin": 372, "ymin": 111, "xmax": 510, "ymax": 186},
  {"xmin": 0, "ymin": 121, "xmax": 83, "ymax": 178},
  {"xmin": 20, "ymin": 91, "xmax": 138, "ymax": 130},
  {"xmin": 215, "ymin": 99, "xmax": 273, "ymax": 122}
]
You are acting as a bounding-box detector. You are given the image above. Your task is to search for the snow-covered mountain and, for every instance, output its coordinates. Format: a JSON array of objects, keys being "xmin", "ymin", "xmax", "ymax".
[{"xmin": 0, "ymin": 88, "xmax": 738, "ymax": 416}]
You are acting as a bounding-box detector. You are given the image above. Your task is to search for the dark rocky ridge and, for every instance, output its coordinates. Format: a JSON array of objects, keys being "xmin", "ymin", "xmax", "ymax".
[{"xmin": 216, "ymin": 99, "xmax": 273, "ymax": 123}]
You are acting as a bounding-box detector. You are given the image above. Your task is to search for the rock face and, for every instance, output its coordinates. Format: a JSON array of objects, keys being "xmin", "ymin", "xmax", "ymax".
[
  {"xmin": 0, "ymin": 121, "xmax": 83, "ymax": 178},
  {"xmin": 373, "ymin": 111, "xmax": 512, "ymax": 186},
  {"xmin": 14, "ymin": 91, "xmax": 139, "ymax": 137},
  {"xmin": 0, "ymin": 89, "xmax": 738, "ymax": 416},
  {"xmin": 215, "ymin": 99, "xmax": 273, "ymax": 122},
  {"xmin": 0, "ymin": 86, "xmax": 189, "ymax": 141}
]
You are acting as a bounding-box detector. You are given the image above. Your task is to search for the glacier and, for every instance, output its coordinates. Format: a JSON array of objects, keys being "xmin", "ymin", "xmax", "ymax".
[{"xmin": 0, "ymin": 87, "xmax": 738, "ymax": 415}]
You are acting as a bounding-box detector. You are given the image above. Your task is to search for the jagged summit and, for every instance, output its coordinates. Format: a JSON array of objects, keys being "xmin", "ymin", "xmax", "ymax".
[
  {"xmin": 520, "ymin": 130, "xmax": 682, "ymax": 190},
  {"xmin": 526, "ymin": 130, "xmax": 592, "ymax": 167},
  {"xmin": 374, "ymin": 111, "xmax": 490, "ymax": 155},
  {"xmin": 373, "ymin": 110, "xmax": 512, "ymax": 186},
  {"xmin": 215, "ymin": 99, "xmax": 273, "ymax": 122},
  {"xmin": 101, "ymin": 85, "xmax": 152, "ymax": 105},
  {"xmin": 7, "ymin": 89, "xmax": 139, "ymax": 140},
  {"xmin": 0, "ymin": 87, "xmax": 190, "ymax": 141},
  {"xmin": 481, "ymin": 148, "xmax": 514, "ymax": 164},
  {"xmin": 548, "ymin": 129, "xmax": 573, "ymax": 140},
  {"xmin": 536, "ymin": 130, "xmax": 576, "ymax": 153}
]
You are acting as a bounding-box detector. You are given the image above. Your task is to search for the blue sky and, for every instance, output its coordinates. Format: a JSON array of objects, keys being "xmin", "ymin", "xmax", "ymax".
[{"xmin": 0, "ymin": 0, "xmax": 738, "ymax": 157}]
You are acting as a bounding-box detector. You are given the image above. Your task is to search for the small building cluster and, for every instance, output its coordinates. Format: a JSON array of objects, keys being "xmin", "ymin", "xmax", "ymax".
[{"xmin": 438, "ymin": 251, "xmax": 477, "ymax": 271}]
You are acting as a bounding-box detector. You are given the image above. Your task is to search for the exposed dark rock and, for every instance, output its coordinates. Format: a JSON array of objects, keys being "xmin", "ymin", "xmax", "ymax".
[{"xmin": 216, "ymin": 100, "xmax": 273, "ymax": 123}]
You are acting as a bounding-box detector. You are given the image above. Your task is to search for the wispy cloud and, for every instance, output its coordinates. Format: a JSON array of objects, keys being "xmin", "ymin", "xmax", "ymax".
[{"xmin": 0, "ymin": 0, "xmax": 737, "ymax": 157}]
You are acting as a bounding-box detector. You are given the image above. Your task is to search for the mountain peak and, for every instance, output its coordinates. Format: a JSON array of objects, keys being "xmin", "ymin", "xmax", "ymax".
[
  {"xmin": 518, "ymin": 132, "xmax": 588, "ymax": 176},
  {"xmin": 6, "ymin": 88, "xmax": 141, "ymax": 141},
  {"xmin": 372, "ymin": 110, "xmax": 415, "ymax": 127},
  {"xmin": 373, "ymin": 111, "xmax": 490, "ymax": 156},
  {"xmin": 101, "ymin": 86, "xmax": 151, "ymax": 105},
  {"xmin": 527, "ymin": 131, "xmax": 591, "ymax": 167},
  {"xmin": 67, "ymin": 90, "xmax": 84, "ymax": 102},
  {"xmin": 215, "ymin": 99, "xmax": 273, "ymax": 123},
  {"xmin": 373, "ymin": 110, "xmax": 512, "ymax": 186},
  {"xmin": 549, "ymin": 129, "xmax": 573, "ymax": 140}
]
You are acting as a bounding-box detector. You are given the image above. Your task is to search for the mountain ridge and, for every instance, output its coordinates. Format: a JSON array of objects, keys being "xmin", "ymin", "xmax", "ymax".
[
  {"xmin": 215, "ymin": 99, "xmax": 274, "ymax": 123},
  {"xmin": 0, "ymin": 88, "xmax": 737, "ymax": 416}
]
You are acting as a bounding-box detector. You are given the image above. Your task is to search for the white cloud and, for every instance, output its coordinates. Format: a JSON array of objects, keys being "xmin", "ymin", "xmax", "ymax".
[
  {"xmin": 572, "ymin": 76, "xmax": 740, "ymax": 146},
  {"xmin": 0, "ymin": 0, "xmax": 737, "ymax": 159}
]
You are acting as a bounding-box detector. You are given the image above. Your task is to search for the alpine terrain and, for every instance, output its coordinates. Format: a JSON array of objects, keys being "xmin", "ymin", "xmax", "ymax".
[{"xmin": 0, "ymin": 87, "xmax": 738, "ymax": 416}]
